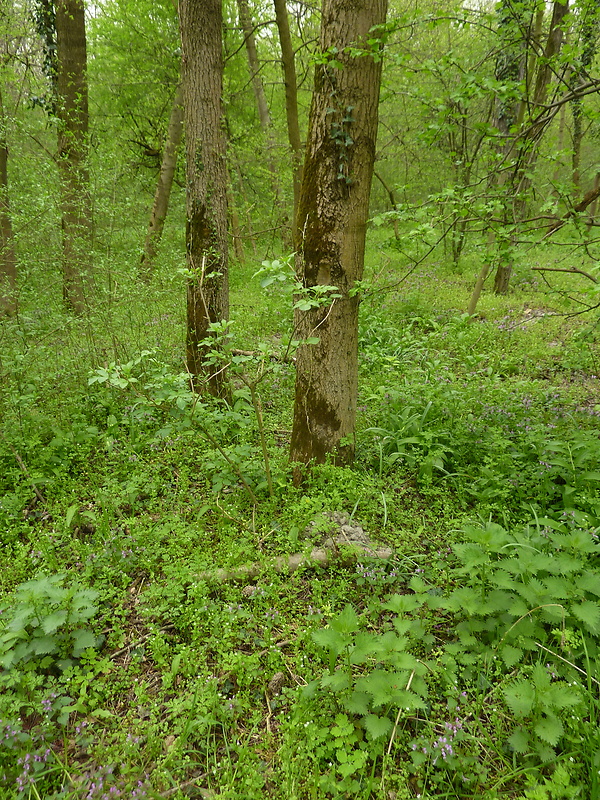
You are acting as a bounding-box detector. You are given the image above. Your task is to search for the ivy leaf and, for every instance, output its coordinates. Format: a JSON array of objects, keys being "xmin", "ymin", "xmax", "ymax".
[{"xmin": 363, "ymin": 713, "xmax": 392, "ymax": 740}]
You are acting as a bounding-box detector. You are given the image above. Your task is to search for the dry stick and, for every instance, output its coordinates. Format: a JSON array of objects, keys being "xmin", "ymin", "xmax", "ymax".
[
  {"xmin": 535, "ymin": 642, "xmax": 600, "ymax": 688},
  {"xmin": 387, "ymin": 669, "xmax": 415, "ymax": 756},
  {"xmin": 497, "ymin": 604, "xmax": 566, "ymax": 649},
  {"xmin": 0, "ymin": 431, "xmax": 46, "ymax": 506}
]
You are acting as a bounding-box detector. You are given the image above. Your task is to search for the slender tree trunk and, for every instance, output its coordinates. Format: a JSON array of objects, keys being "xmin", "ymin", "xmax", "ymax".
[
  {"xmin": 0, "ymin": 84, "xmax": 16, "ymax": 316},
  {"xmin": 273, "ymin": 0, "xmax": 302, "ymax": 247},
  {"xmin": 552, "ymin": 102, "xmax": 567, "ymax": 189},
  {"xmin": 588, "ymin": 172, "xmax": 600, "ymax": 226},
  {"xmin": 237, "ymin": 0, "xmax": 272, "ymax": 135},
  {"xmin": 290, "ymin": 0, "xmax": 387, "ymax": 475},
  {"xmin": 227, "ymin": 181, "xmax": 245, "ymax": 264},
  {"xmin": 374, "ymin": 171, "xmax": 399, "ymax": 240},
  {"xmin": 55, "ymin": 0, "xmax": 91, "ymax": 314},
  {"xmin": 571, "ymin": 5, "xmax": 599, "ymax": 190},
  {"xmin": 470, "ymin": 0, "xmax": 568, "ymax": 307},
  {"xmin": 140, "ymin": 82, "xmax": 184, "ymax": 279},
  {"xmin": 237, "ymin": 0, "xmax": 285, "ymax": 235},
  {"xmin": 179, "ymin": 0, "xmax": 229, "ymax": 397}
]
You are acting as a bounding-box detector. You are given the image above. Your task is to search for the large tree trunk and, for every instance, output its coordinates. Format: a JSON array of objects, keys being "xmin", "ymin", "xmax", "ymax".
[
  {"xmin": 289, "ymin": 0, "xmax": 387, "ymax": 475},
  {"xmin": 273, "ymin": 0, "xmax": 302, "ymax": 247},
  {"xmin": 0, "ymin": 84, "xmax": 16, "ymax": 316},
  {"xmin": 140, "ymin": 82, "xmax": 184, "ymax": 279},
  {"xmin": 55, "ymin": 0, "xmax": 91, "ymax": 314},
  {"xmin": 179, "ymin": 0, "xmax": 229, "ymax": 397}
]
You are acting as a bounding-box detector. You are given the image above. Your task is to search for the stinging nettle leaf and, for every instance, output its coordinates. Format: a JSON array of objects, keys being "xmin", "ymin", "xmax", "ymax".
[
  {"xmin": 570, "ymin": 600, "xmax": 600, "ymax": 633},
  {"xmin": 363, "ymin": 713, "xmax": 392, "ymax": 740},
  {"xmin": 42, "ymin": 610, "xmax": 68, "ymax": 635},
  {"xmin": 534, "ymin": 714, "xmax": 564, "ymax": 746}
]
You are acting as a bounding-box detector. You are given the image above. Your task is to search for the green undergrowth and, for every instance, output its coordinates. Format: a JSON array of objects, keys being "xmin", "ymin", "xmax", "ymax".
[{"xmin": 1, "ymin": 248, "xmax": 599, "ymax": 798}]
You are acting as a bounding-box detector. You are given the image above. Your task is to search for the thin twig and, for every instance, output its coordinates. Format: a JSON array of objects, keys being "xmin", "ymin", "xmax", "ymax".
[
  {"xmin": 535, "ymin": 642, "xmax": 600, "ymax": 688},
  {"xmin": 531, "ymin": 265, "xmax": 598, "ymax": 283},
  {"xmin": 387, "ymin": 669, "xmax": 415, "ymax": 755}
]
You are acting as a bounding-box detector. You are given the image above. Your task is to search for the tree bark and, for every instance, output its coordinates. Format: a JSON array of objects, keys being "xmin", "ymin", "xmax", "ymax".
[
  {"xmin": 55, "ymin": 0, "xmax": 91, "ymax": 314},
  {"xmin": 0, "ymin": 84, "xmax": 16, "ymax": 316},
  {"xmin": 237, "ymin": 0, "xmax": 272, "ymax": 135},
  {"xmin": 273, "ymin": 0, "xmax": 302, "ymax": 247},
  {"xmin": 140, "ymin": 82, "xmax": 184, "ymax": 279},
  {"xmin": 237, "ymin": 0, "xmax": 285, "ymax": 234},
  {"xmin": 290, "ymin": 0, "xmax": 387, "ymax": 475},
  {"xmin": 179, "ymin": 0, "xmax": 229, "ymax": 397},
  {"xmin": 469, "ymin": 0, "xmax": 568, "ymax": 306}
]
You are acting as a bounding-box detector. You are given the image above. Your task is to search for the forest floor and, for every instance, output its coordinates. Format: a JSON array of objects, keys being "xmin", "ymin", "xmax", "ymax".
[{"xmin": 1, "ymin": 234, "xmax": 599, "ymax": 799}]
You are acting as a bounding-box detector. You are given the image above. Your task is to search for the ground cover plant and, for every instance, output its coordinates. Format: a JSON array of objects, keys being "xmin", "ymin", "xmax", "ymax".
[{"xmin": 1, "ymin": 231, "xmax": 600, "ymax": 799}]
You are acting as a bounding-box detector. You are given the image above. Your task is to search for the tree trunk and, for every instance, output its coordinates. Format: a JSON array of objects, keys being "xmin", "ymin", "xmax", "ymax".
[
  {"xmin": 237, "ymin": 0, "xmax": 284, "ymax": 235},
  {"xmin": 273, "ymin": 0, "xmax": 302, "ymax": 247},
  {"xmin": 571, "ymin": 6, "xmax": 599, "ymax": 190},
  {"xmin": 140, "ymin": 82, "xmax": 184, "ymax": 279},
  {"xmin": 55, "ymin": 0, "xmax": 91, "ymax": 314},
  {"xmin": 0, "ymin": 84, "xmax": 16, "ymax": 316},
  {"xmin": 179, "ymin": 0, "xmax": 229, "ymax": 397},
  {"xmin": 588, "ymin": 172, "xmax": 600, "ymax": 226},
  {"xmin": 469, "ymin": 0, "xmax": 568, "ymax": 309},
  {"xmin": 237, "ymin": 0, "xmax": 272, "ymax": 135},
  {"xmin": 289, "ymin": 0, "xmax": 387, "ymax": 475}
]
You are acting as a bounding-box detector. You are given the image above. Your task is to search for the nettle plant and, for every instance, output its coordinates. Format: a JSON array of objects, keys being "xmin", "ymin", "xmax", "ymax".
[
  {"xmin": 0, "ymin": 574, "xmax": 100, "ymax": 674},
  {"xmin": 87, "ymin": 256, "xmax": 338, "ymax": 502},
  {"xmin": 309, "ymin": 517, "xmax": 600, "ymax": 779}
]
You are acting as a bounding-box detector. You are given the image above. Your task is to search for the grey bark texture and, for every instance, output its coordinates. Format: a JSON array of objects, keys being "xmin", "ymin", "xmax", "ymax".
[
  {"xmin": 179, "ymin": 0, "xmax": 229, "ymax": 397},
  {"xmin": 56, "ymin": 0, "xmax": 91, "ymax": 314},
  {"xmin": 290, "ymin": 0, "xmax": 387, "ymax": 475}
]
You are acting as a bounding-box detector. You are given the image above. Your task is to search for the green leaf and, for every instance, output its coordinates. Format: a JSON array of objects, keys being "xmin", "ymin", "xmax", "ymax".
[
  {"xmin": 500, "ymin": 644, "xmax": 523, "ymax": 668},
  {"xmin": 42, "ymin": 610, "xmax": 68, "ymax": 635},
  {"xmin": 72, "ymin": 629, "xmax": 98, "ymax": 654},
  {"xmin": 331, "ymin": 604, "xmax": 360, "ymax": 634},
  {"xmin": 345, "ymin": 691, "xmax": 371, "ymax": 715},
  {"xmin": 570, "ymin": 600, "xmax": 600, "ymax": 633},
  {"xmin": 32, "ymin": 635, "xmax": 59, "ymax": 655},
  {"xmin": 320, "ymin": 671, "xmax": 350, "ymax": 693},
  {"xmin": 65, "ymin": 504, "xmax": 79, "ymax": 528},
  {"xmin": 534, "ymin": 714, "xmax": 563, "ymax": 746},
  {"xmin": 508, "ymin": 727, "xmax": 530, "ymax": 753},
  {"xmin": 312, "ymin": 627, "xmax": 350, "ymax": 659},
  {"xmin": 363, "ymin": 713, "xmax": 392, "ymax": 740},
  {"xmin": 383, "ymin": 594, "xmax": 425, "ymax": 614},
  {"xmin": 504, "ymin": 679, "xmax": 535, "ymax": 717}
]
